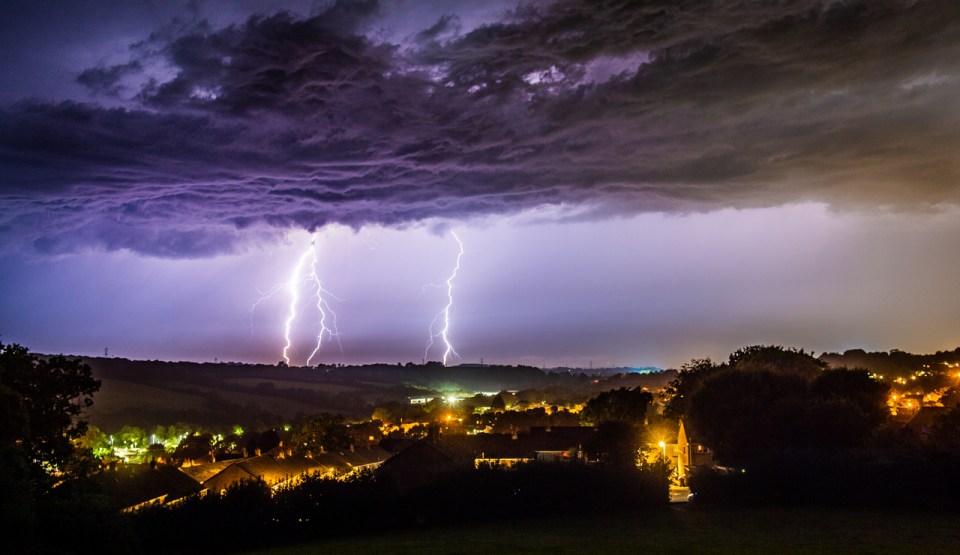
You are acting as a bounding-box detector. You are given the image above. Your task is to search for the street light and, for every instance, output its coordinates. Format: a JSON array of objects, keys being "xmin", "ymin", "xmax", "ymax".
[{"xmin": 658, "ymin": 440, "xmax": 666, "ymax": 458}]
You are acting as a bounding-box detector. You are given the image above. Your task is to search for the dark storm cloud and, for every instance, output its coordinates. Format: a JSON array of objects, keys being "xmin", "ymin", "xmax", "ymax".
[
  {"xmin": 76, "ymin": 61, "xmax": 144, "ymax": 97},
  {"xmin": 1, "ymin": 0, "xmax": 959, "ymax": 256}
]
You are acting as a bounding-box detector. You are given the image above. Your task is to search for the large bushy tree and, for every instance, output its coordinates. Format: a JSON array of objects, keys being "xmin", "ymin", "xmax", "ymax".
[
  {"xmin": 685, "ymin": 346, "xmax": 889, "ymax": 464},
  {"xmin": 689, "ymin": 369, "xmax": 810, "ymax": 462},
  {"xmin": 581, "ymin": 387, "xmax": 653, "ymax": 425},
  {"xmin": 927, "ymin": 405, "xmax": 960, "ymax": 452},
  {"xmin": 665, "ymin": 347, "xmax": 830, "ymax": 425},
  {"xmin": 0, "ymin": 343, "xmax": 102, "ymax": 549},
  {"xmin": 291, "ymin": 413, "xmax": 351, "ymax": 455},
  {"xmin": 728, "ymin": 345, "xmax": 827, "ymax": 378},
  {"xmin": 173, "ymin": 432, "xmax": 214, "ymax": 462},
  {"xmin": 0, "ymin": 342, "xmax": 100, "ymax": 482},
  {"xmin": 810, "ymin": 368, "xmax": 889, "ymax": 432},
  {"xmin": 581, "ymin": 387, "xmax": 654, "ymax": 467},
  {"xmin": 662, "ymin": 358, "xmax": 719, "ymax": 421}
]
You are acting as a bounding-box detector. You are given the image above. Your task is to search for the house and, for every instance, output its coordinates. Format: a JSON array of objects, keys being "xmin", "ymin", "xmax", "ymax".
[
  {"xmin": 94, "ymin": 463, "xmax": 202, "ymax": 513},
  {"xmin": 177, "ymin": 458, "xmax": 239, "ymax": 489},
  {"xmin": 379, "ymin": 436, "xmax": 417, "ymax": 455},
  {"xmin": 178, "ymin": 444, "xmax": 392, "ymax": 495},
  {"xmin": 328, "ymin": 444, "xmax": 391, "ymax": 473},
  {"xmin": 377, "ymin": 426, "xmax": 597, "ymax": 489},
  {"xmin": 471, "ymin": 426, "xmax": 595, "ymax": 466},
  {"xmin": 903, "ymin": 406, "xmax": 947, "ymax": 441},
  {"xmin": 182, "ymin": 451, "xmax": 331, "ymax": 494},
  {"xmin": 376, "ymin": 440, "xmax": 462, "ymax": 490}
]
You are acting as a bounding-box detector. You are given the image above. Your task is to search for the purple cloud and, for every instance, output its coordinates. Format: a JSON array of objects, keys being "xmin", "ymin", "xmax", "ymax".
[{"xmin": 2, "ymin": 0, "xmax": 959, "ymax": 257}]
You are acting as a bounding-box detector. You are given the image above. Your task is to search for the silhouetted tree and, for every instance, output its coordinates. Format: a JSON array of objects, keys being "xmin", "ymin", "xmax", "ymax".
[
  {"xmin": 662, "ymin": 358, "xmax": 720, "ymax": 421},
  {"xmin": 214, "ymin": 432, "xmax": 243, "ymax": 454},
  {"xmin": 144, "ymin": 443, "xmax": 168, "ymax": 464},
  {"xmin": 0, "ymin": 381, "xmax": 29, "ymax": 449},
  {"xmin": 587, "ymin": 421, "xmax": 644, "ymax": 467},
  {"xmin": 258, "ymin": 429, "xmax": 282, "ymax": 452},
  {"xmin": 929, "ymin": 405, "xmax": 960, "ymax": 452},
  {"xmin": 689, "ymin": 369, "xmax": 808, "ymax": 463},
  {"xmin": 371, "ymin": 401, "xmax": 426, "ymax": 425},
  {"xmin": 581, "ymin": 387, "xmax": 653, "ymax": 425},
  {"xmin": 0, "ymin": 380, "xmax": 34, "ymax": 548},
  {"xmin": 291, "ymin": 413, "xmax": 350, "ymax": 454},
  {"xmin": 728, "ymin": 345, "xmax": 826, "ymax": 378},
  {"xmin": 115, "ymin": 425, "xmax": 148, "ymax": 450},
  {"xmin": 347, "ymin": 420, "xmax": 383, "ymax": 445},
  {"xmin": 0, "ymin": 342, "xmax": 101, "ymax": 483},
  {"xmin": 0, "ymin": 343, "xmax": 103, "ymax": 550},
  {"xmin": 811, "ymin": 368, "xmax": 889, "ymax": 430},
  {"xmin": 174, "ymin": 433, "xmax": 214, "ymax": 462},
  {"xmin": 689, "ymin": 362, "xmax": 889, "ymax": 464}
]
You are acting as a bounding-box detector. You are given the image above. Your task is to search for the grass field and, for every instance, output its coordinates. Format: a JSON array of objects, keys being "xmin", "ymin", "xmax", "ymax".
[
  {"xmin": 245, "ymin": 506, "xmax": 960, "ymax": 554},
  {"xmin": 88, "ymin": 377, "xmax": 340, "ymax": 428},
  {"xmin": 166, "ymin": 381, "xmax": 332, "ymax": 416},
  {"xmin": 222, "ymin": 377, "xmax": 363, "ymax": 394},
  {"xmin": 88, "ymin": 378, "xmax": 210, "ymax": 415}
]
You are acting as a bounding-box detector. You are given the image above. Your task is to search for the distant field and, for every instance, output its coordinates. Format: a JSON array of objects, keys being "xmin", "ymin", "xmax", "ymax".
[
  {"xmin": 222, "ymin": 377, "xmax": 362, "ymax": 394},
  {"xmin": 162, "ymin": 382, "xmax": 343, "ymax": 417},
  {"xmin": 88, "ymin": 378, "xmax": 210, "ymax": 416},
  {"xmin": 88, "ymin": 377, "xmax": 363, "ymax": 429},
  {"xmin": 247, "ymin": 506, "xmax": 960, "ymax": 554}
]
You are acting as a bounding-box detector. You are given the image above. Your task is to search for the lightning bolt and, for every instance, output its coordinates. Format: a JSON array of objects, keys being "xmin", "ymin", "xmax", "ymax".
[
  {"xmin": 251, "ymin": 232, "xmax": 342, "ymax": 366},
  {"xmin": 424, "ymin": 231, "xmax": 464, "ymax": 366}
]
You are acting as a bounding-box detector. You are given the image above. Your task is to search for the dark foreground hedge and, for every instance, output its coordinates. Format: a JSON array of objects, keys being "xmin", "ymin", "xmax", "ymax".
[
  {"xmin": 130, "ymin": 462, "xmax": 668, "ymax": 553},
  {"xmin": 689, "ymin": 448, "xmax": 960, "ymax": 508}
]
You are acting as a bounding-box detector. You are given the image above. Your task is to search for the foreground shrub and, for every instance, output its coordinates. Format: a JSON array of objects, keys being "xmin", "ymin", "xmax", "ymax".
[
  {"xmin": 132, "ymin": 462, "xmax": 668, "ymax": 553},
  {"xmin": 688, "ymin": 448, "xmax": 960, "ymax": 509}
]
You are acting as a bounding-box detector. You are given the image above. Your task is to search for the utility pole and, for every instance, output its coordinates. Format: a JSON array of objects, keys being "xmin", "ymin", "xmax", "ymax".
[{"xmin": 104, "ymin": 347, "xmax": 109, "ymax": 357}]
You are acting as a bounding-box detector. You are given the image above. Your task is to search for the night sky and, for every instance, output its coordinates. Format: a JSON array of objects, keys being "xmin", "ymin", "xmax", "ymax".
[{"xmin": 1, "ymin": 0, "xmax": 959, "ymax": 368}]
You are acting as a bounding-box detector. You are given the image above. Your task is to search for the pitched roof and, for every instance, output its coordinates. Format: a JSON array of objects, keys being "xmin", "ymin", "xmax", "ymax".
[
  {"xmin": 329, "ymin": 445, "xmax": 391, "ymax": 468},
  {"xmin": 99, "ymin": 464, "xmax": 202, "ymax": 510},
  {"xmin": 310, "ymin": 451, "xmax": 352, "ymax": 474},
  {"xmin": 377, "ymin": 440, "xmax": 460, "ymax": 489},
  {"xmin": 379, "ymin": 437, "xmax": 416, "ymax": 454},
  {"xmin": 442, "ymin": 427, "xmax": 596, "ymax": 461},
  {"xmin": 377, "ymin": 428, "xmax": 598, "ymax": 490},
  {"xmin": 905, "ymin": 406, "xmax": 947, "ymax": 435},
  {"xmin": 178, "ymin": 458, "xmax": 238, "ymax": 484},
  {"xmin": 383, "ymin": 427, "xmax": 597, "ymax": 467},
  {"xmin": 184, "ymin": 453, "xmax": 330, "ymax": 489},
  {"xmin": 234, "ymin": 454, "xmax": 326, "ymax": 486}
]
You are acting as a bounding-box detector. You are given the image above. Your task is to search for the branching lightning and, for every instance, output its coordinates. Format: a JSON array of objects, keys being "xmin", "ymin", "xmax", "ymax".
[
  {"xmin": 424, "ymin": 231, "xmax": 464, "ymax": 366},
  {"xmin": 250, "ymin": 233, "xmax": 342, "ymax": 366}
]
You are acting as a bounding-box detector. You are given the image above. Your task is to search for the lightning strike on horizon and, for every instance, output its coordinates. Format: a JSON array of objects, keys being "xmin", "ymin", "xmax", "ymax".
[
  {"xmin": 424, "ymin": 231, "xmax": 464, "ymax": 366},
  {"xmin": 250, "ymin": 233, "xmax": 342, "ymax": 366}
]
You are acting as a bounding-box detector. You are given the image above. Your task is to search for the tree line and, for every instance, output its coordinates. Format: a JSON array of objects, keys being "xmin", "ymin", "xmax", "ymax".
[{"xmin": 661, "ymin": 345, "xmax": 960, "ymax": 507}]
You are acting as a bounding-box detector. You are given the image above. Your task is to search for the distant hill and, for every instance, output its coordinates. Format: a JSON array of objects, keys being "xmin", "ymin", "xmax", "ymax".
[
  {"xmin": 546, "ymin": 366, "xmax": 663, "ymax": 377},
  {"xmin": 66, "ymin": 356, "xmax": 676, "ymax": 432},
  {"xmin": 819, "ymin": 347, "xmax": 960, "ymax": 377}
]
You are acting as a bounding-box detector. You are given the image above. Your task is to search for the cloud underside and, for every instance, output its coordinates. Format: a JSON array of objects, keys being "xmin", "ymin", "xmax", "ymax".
[{"xmin": 1, "ymin": 0, "xmax": 959, "ymax": 257}]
